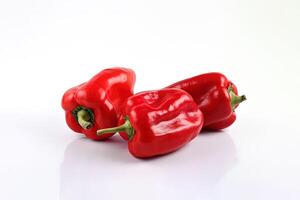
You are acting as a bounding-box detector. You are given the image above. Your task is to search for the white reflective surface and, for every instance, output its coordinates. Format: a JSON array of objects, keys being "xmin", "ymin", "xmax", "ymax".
[{"xmin": 60, "ymin": 131, "xmax": 236, "ymax": 200}]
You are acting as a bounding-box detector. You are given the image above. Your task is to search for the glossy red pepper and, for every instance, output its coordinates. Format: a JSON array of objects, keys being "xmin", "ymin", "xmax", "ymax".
[
  {"xmin": 61, "ymin": 67, "xmax": 135, "ymax": 140},
  {"xmin": 97, "ymin": 88, "xmax": 204, "ymax": 158},
  {"xmin": 166, "ymin": 72, "xmax": 246, "ymax": 130}
]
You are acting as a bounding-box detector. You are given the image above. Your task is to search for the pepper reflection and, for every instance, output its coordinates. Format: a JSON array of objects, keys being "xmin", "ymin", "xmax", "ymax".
[{"xmin": 60, "ymin": 132, "xmax": 237, "ymax": 200}]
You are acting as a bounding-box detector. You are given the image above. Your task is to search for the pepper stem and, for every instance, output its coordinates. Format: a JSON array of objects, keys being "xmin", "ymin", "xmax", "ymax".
[
  {"xmin": 228, "ymin": 85, "xmax": 247, "ymax": 109},
  {"xmin": 97, "ymin": 116, "xmax": 135, "ymax": 140},
  {"xmin": 77, "ymin": 109, "xmax": 93, "ymax": 129}
]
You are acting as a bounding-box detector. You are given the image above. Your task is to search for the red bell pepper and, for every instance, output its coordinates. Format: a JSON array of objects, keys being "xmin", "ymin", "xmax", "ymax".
[
  {"xmin": 61, "ymin": 67, "xmax": 135, "ymax": 140},
  {"xmin": 97, "ymin": 88, "xmax": 204, "ymax": 158},
  {"xmin": 166, "ymin": 72, "xmax": 246, "ymax": 130}
]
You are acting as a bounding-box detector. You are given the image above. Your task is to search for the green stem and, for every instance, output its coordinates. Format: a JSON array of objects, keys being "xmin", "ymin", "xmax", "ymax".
[
  {"xmin": 97, "ymin": 116, "xmax": 135, "ymax": 140},
  {"xmin": 228, "ymin": 85, "xmax": 247, "ymax": 109},
  {"xmin": 77, "ymin": 109, "xmax": 92, "ymax": 129}
]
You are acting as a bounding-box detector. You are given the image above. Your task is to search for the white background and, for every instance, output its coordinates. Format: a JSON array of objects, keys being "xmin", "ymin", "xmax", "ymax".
[{"xmin": 1, "ymin": 0, "xmax": 300, "ymax": 199}]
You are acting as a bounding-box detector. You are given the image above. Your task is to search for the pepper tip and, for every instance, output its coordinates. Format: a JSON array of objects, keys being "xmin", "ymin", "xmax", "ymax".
[{"xmin": 241, "ymin": 95, "xmax": 247, "ymax": 101}]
